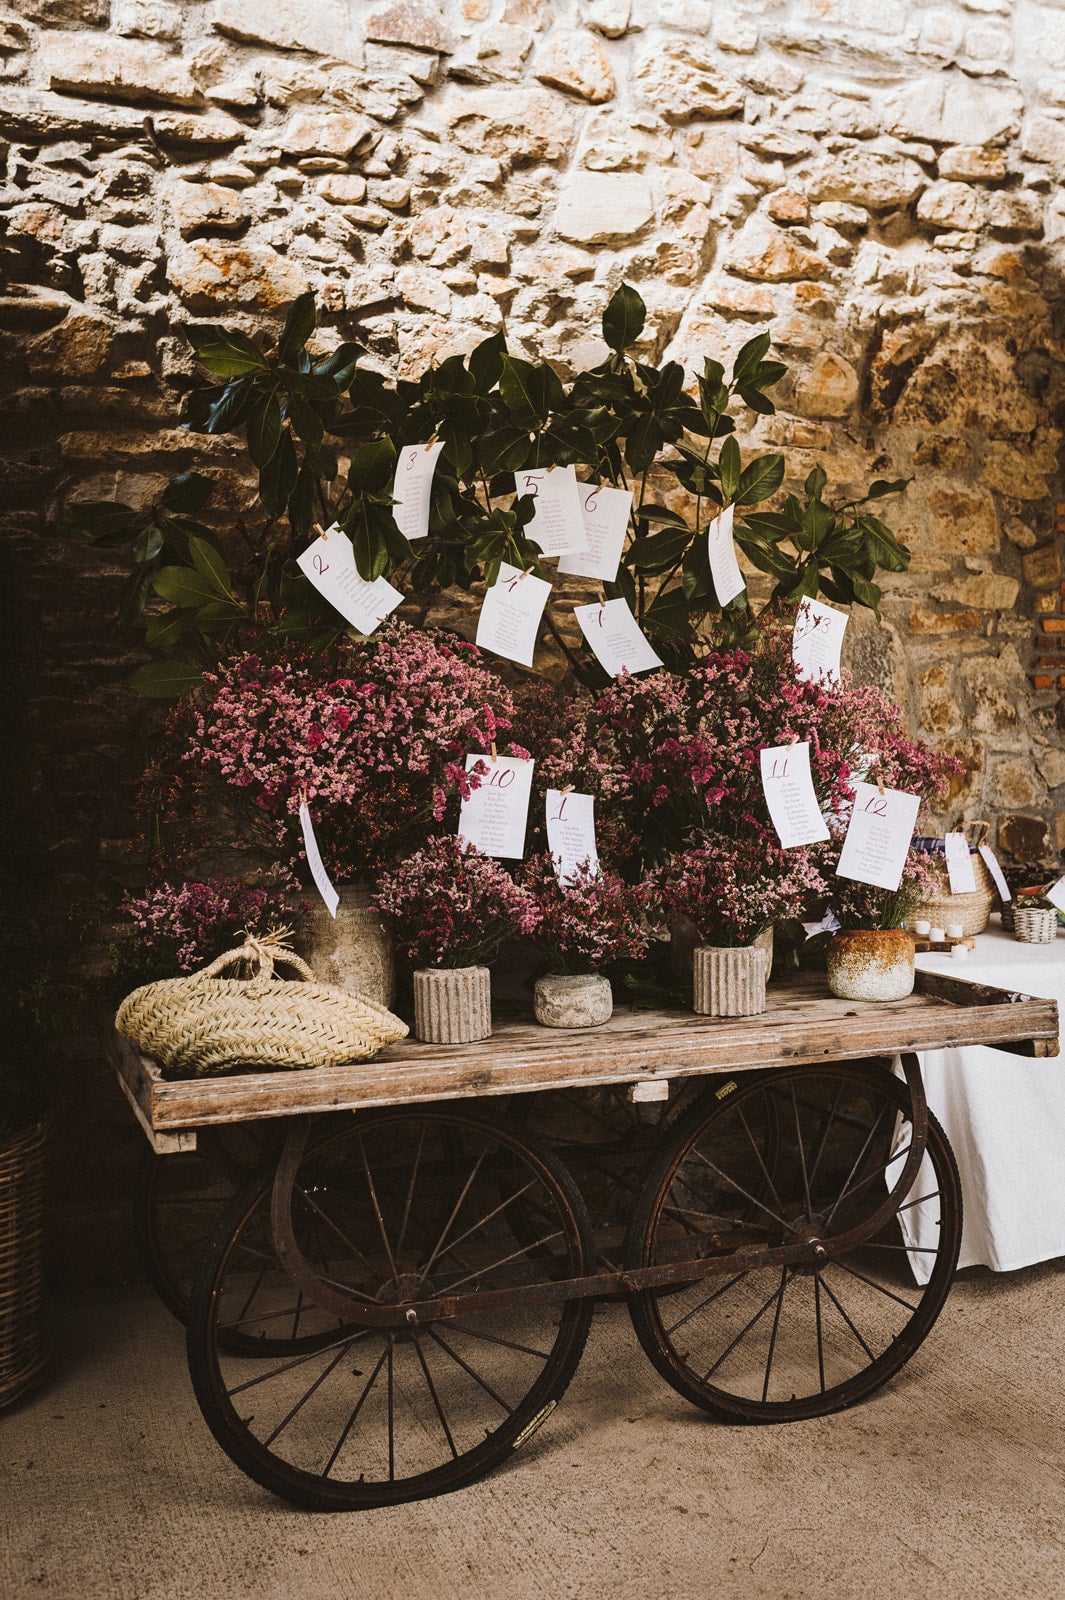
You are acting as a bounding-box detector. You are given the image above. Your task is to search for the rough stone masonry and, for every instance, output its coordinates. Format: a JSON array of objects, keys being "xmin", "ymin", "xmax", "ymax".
[{"xmin": 4, "ymin": 0, "xmax": 1065, "ymax": 918}]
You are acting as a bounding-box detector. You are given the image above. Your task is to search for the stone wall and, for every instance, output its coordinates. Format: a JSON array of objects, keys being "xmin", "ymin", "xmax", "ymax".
[{"xmin": 5, "ymin": 0, "xmax": 1065, "ymax": 870}]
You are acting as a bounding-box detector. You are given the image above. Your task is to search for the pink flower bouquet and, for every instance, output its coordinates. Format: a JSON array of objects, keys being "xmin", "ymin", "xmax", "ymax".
[
  {"xmin": 652, "ymin": 829, "xmax": 827, "ymax": 949},
  {"xmin": 371, "ymin": 836, "xmax": 540, "ymax": 970},
  {"xmin": 524, "ymin": 855, "xmax": 650, "ymax": 976}
]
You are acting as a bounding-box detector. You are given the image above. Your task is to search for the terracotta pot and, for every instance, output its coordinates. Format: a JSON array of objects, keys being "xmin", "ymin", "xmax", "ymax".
[
  {"xmin": 692, "ymin": 944, "xmax": 769, "ymax": 1017},
  {"xmin": 295, "ymin": 885, "xmax": 395, "ymax": 1007},
  {"xmin": 413, "ymin": 965, "xmax": 491, "ymax": 1044},
  {"xmin": 826, "ymin": 929, "xmax": 915, "ymax": 1002},
  {"xmin": 533, "ymin": 973, "xmax": 613, "ymax": 1029}
]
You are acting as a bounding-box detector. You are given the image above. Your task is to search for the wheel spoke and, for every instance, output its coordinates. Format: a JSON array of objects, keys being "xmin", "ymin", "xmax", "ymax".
[
  {"xmin": 806, "ymin": 1079, "xmax": 845, "ymax": 1195},
  {"xmin": 227, "ymin": 1328, "xmax": 372, "ymax": 1396},
  {"xmin": 446, "ymin": 1321, "xmax": 552, "ymax": 1361},
  {"xmin": 689, "ymin": 1147, "xmax": 793, "ymax": 1233},
  {"xmin": 790, "ymin": 1082, "xmax": 813, "ymax": 1219},
  {"xmin": 322, "ymin": 1341, "xmax": 390, "ymax": 1478},
  {"xmin": 829, "ymin": 1257, "xmax": 919, "ymax": 1314},
  {"xmin": 294, "ymin": 1184, "xmax": 380, "ymax": 1288},
  {"xmin": 817, "ymin": 1272, "xmax": 876, "ymax": 1361},
  {"xmin": 824, "ymin": 1108, "xmax": 891, "ymax": 1226},
  {"xmin": 441, "ymin": 1228, "xmax": 565, "ymax": 1295},
  {"xmin": 427, "ymin": 1327, "xmax": 514, "ymax": 1415},
  {"xmin": 412, "ymin": 1336, "xmax": 459, "ymax": 1460},
  {"xmin": 814, "ymin": 1270, "xmax": 825, "ymax": 1394},
  {"xmin": 395, "ymin": 1124, "xmax": 426, "ymax": 1258},
  {"xmin": 263, "ymin": 1339, "xmax": 352, "ymax": 1447},
  {"xmin": 417, "ymin": 1147, "xmax": 489, "ymax": 1278},
  {"xmin": 761, "ymin": 1269, "xmax": 789, "ymax": 1403},
  {"xmin": 734, "ymin": 1101, "xmax": 784, "ymax": 1219},
  {"xmin": 663, "ymin": 1272, "xmax": 748, "ymax": 1338},
  {"xmin": 387, "ymin": 1338, "xmax": 395, "ymax": 1482},
  {"xmin": 358, "ymin": 1135, "xmax": 399, "ymax": 1281},
  {"xmin": 702, "ymin": 1281, "xmax": 783, "ymax": 1383},
  {"xmin": 424, "ymin": 1177, "xmax": 540, "ymax": 1270}
]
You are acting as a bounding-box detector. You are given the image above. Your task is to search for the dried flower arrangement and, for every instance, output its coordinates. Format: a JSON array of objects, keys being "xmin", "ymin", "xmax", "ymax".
[
  {"xmin": 371, "ymin": 836, "xmax": 540, "ymax": 971},
  {"xmin": 523, "ymin": 856, "xmax": 650, "ymax": 976}
]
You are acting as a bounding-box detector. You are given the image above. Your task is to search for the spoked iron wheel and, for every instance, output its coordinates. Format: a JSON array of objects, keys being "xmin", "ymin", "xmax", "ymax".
[
  {"xmin": 135, "ymin": 1123, "xmax": 277, "ymax": 1324},
  {"xmin": 186, "ymin": 1107, "xmax": 595, "ymax": 1510},
  {"xmin": 626, "ymin": 1061, "xmax": 962, "ymax": 1423}
]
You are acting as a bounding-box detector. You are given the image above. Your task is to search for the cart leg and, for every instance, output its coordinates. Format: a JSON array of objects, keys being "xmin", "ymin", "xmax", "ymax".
[
  {"xmin": 185, "ymin": 1105, "xmax": 595, "ymax": 1510},
  {"xmin": 625, "ymin": 1058, "xmax": 962, "ymax": 1423}
]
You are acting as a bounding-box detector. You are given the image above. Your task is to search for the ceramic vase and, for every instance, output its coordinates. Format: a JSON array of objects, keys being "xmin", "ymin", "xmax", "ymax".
[
  {"xmin": 296, "ymin": 885, "xmax": 395, "ymax": 1007},
  {"xmin": 692, "ymin": 944, "xmax": 769, "ymax": 1017},
  {"xmin": 533, "ymin": 973, "xmax": 613, "ymax": 1029},
  {"xmin": 826, "ymin": 929, "xmax": 915, "ymax": 1002},
  {"xmin": 413, "ymin": 965, "xmax": 492, "ymax": 1044}
]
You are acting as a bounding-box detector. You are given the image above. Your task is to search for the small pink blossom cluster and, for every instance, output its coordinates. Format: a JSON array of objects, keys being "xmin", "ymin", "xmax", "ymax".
[
  {"xmin": 651, "ymin": 829, "xmax": 829, "ymax": 949},
  {"xmin": 830, "ymin": 848, "xmax": 939, "ymax": 933},
  {"xmin": 118, "ymin": 878, "xmax": 286, "ymax": 976},
  {"xmin": 523, "ymin": 855, "xmax": 650, "ymax": 976},
  {"xmin": 186, "ymin": 622, "xmax": 517, "ymax": 880},
  {"xmin": 371, "ymin": 835, "xmax": 541, "ymax": 970}
]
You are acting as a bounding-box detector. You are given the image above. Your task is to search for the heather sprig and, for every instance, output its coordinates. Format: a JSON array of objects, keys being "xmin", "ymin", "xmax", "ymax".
[
  {"xmin": 524, "ymin": 854, "xmax": 650, "ymax": 975},
  {"xmin": 371, "ymin": 836, "xmax": 541, "ymax": 970},
  {"xmin": 114, "ymin": 878, "xmax": 296, "ymax": 984},
  {"xmin": 830, "ymin": 849, "xmax": 938, "ymax": 932},
  {"xmin": 651, "ymin": 830, "xmax": 828, "ymax": 949}
]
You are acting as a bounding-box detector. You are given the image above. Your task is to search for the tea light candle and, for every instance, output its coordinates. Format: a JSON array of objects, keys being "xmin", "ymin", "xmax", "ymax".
[
  {"xmin": 914, "ymin": 920, "xmax": 931, "ymax": 938},
  {"xmin": 951, "ymin": 942, "xmax": 970, "ymax": 959},
  {"xmin": 946, "ymin": 923, "xmax": 964, "ymax": 940},
  {"xmin": 929, "ymin": 926, "xmax": 946, "ymax": 943}
]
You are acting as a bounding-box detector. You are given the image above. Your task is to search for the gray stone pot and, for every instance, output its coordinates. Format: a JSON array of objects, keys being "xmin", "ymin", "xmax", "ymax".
[
  {"xmin": 692, "ymin": 944, "xmax": 769, "ymax": 1017},
  {"xmin": 533, "ymin": 972, "xmax": 613, "ymax": 1029},
  {"xmin": 295, "ymin": 885, "xmax": 395, "ymax": 1008},
  {"xmin": 413, "ymin": 965, "xmax": 492, "ymax": 1044}
]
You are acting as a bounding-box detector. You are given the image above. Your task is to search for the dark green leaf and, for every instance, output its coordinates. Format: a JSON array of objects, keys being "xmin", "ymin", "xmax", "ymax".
[
  {"xmin": 130, "ymin": 659, "xmax": 205, "ymax": 699},
  {"xmin": 735, "ymin": 453, "xmax": 785, "ymax": 507},
  {"xmin": 259, "ymin": 429, "xmax": 299, "ymax": 517},
  {"xmin": 732, "ymin": 332, "xmax": 772, "ymax": 385},
  {"xmin": 736, "ymin": 385, "xmax": 776, "ymax": 416},
  {"xmin": 627, "ymin": 528, "xmax": 691, "ymax": 574},
  {"xmin": 313, "ymin": 342, "xmax": 361, "ymax": 388},
  {"xmin": 131, "ymin": 526, "xmax": 164, "ymax": 565},
  {"xmin": 65, "ymin": 500, "xmax": 140, "ymax": 546},
  {"xmin": 246, "ymin": 392, "xmax": 282, "ymax": 468},
  {"xmin": 718, "ymin": 434, "xmax": 742, "ymax": 502},
  {"xmin": 634, "ymin": 503, "xmax": 689, "ymax": 530},
  {"xmin": 602, "ymin": 283, "xmax": 646, "ymax": 353},
  {"xmin": 468, "ymin": 331, "xmax": 507, "ymax": 390},
  {"xmin": 863, "ymin": 477, "xmax": 912, "ymax": 502},
  {"xmin": 643, "ymin": 585, "xmax": 693, "ymax": 640},
  {"xmin": 152, "ymin": 564, "xmax": 226, "ymax": 609},
  {"xmin": 184, "ymin": 324, "xmax": 268, "ymax": 378},
  {"xmin": 286, "ymin": 392, "xmax": 324, "ymax": 446},
  {"xmin": 857, "ymin": 515, "xmax": 910, "ymax": 572},
  {"xmin": 160, "ymin": 471, "xmax": 213, "ymax": 516},
  {"xmin": 288, "ymin": 461, "xmax": 319, "ymax": 538},
  {"xmin": 144, "ymin": 609, "xmax": 194, "ymax": 648},
  {"xmin": 851, "ymin": 573, "xmax": 883, "ymax": 612},
  {"xmin": 278, "ymin": 291, "xmax": 316, "ymax": 363},
  {"xmin": 804, "ymin": 464, "xmax": 828, "ymax": 500},
  {"xmin": 187, "ymin": 535, "xmax": 232, "ymax": 598},
  {"xmin": 117, "ymin": 566, "xmax": 155, "ymax": 628},
  {"xmin": 201, "ymin": 378, "xmax": 253, "ymax": 435},
  {"xmin": 499, "ymin": 354, "xmax": 564, "ymax": 426},
  {"xmin": 347, "ymin": 436, "xmax": 397, "ymax": 494}
]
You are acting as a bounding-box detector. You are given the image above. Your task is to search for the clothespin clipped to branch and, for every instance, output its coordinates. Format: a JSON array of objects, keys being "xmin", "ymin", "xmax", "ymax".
[
  {"xmin": 298, "ymin": 784, "xmax": 309, "ymax": 809},
  {"xmin": 490, "ymin": 742, "xmax": 498, "ymax": 764},
  {"xmin": 560, "ymin": 784, "xmax": 574, "ymax": 796},
  {"xmin": 425, "ymin": 431, "xmax": 439, "ymax": 450},
  {"xmin": 972, "ymin": 819, "xmax": 990, "ymax": 847},
  {"xmin": 313, "ymin": 522, "xmax": 328, "ymax": 539}
]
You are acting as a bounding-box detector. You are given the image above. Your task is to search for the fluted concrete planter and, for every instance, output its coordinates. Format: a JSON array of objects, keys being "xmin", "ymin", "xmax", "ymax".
[
  {"xmin": 413, "ymin": 965, "xmax": 492, "ymax": 1044},
  {"xmin": 692, "ymin": 944, "xmax": 769, "ymax": 1017},
  {"xmin": 671, "ymin": 917, "xmax": 774, "ymax": 980},
  {"xmin": 296, "ymin": 885, "xmax": 395, "ymax": 1008},
  {"xmin": 826, "ymin": 929, "xmax": 915, "ymax": 1002},
  {"xmin": 533, "ymin": 973, "xmax": 613, "ymax": 1029}
]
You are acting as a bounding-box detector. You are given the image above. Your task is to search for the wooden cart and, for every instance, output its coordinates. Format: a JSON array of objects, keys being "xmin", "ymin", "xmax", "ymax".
[{"xmin": 106, "ymin": 969, "xmax": 1057, "ymax": 1513}]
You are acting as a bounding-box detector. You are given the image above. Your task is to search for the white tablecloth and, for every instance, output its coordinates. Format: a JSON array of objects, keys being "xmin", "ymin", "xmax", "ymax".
[{"xmin": 902, "ymin": 925, "xmax": 1065, "ymax": 1278}]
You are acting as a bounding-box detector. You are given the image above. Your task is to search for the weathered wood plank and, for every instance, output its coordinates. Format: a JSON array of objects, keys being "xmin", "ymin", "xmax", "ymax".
[
  {"xmin": 100, "ymin": 1021, "xmax": 198, "ymax": 1153},
  {"xmin": 105, "ymin": 975, "xmax": 1059, "ymax": 1138}
]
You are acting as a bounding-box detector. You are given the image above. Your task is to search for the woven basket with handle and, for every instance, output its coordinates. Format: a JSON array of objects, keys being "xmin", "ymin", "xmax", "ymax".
[
  {"xmin": 115, "ymin": 934, "xmax": 408, "ymax": 1079},
  {"xmin": 910, "ymin": 850, "xmax": 995, "ymax": 938}
]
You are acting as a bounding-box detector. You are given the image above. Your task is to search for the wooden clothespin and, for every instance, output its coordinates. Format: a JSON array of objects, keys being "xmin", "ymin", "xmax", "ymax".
[
  {"xmin": 313, "ymin": 522, "xmax": 328, "ymax": 540},
  {"xmin": 490, "ymin": 742, "xmax": 498, "ymax": 764},
  {"xmin": 560, "ymin": 784, "xmax": 574, "ymax": 796},
  {"xmin": 425, "ymin": 432, "xmax": 439, "ymax": 450},
  {"xmin": 298, "ymin": 784, "xmax": 309, "ymax": 808}
]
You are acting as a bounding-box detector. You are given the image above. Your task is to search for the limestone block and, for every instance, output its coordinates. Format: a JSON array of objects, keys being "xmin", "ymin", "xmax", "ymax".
[
  {"xmin": 808, "ymin": 146, "xmax": 925, "ymax": 210},
  {"xmin": 917, "ymin": 181, "xmax": 985, "ymax": 232},
  {"xmin": 580, "ymin": 0, "xmax": 630, "ymax": 37},
  {"xmin": 372, "ymin": 178, "xmax": 411, "ymax": 208},
  {"xmin": 766, "ymin": 188, "xmax": 809, "ymax": 224},
  {"xmin": 792, "ymin": 351, "xmax": 859, "ymax": 417},
  {"xmin": 658, "ymin": 0, "xmax": 712, "ymax": 29},
  {"xmin": 1021, "ymin": 112, "xmax": 1065, "ymax": 167},
  {"xmin": 883, "ymin": 75, "xmax": 1022, "ymax": 145},
  {"xmin": 166, "ymin": 179, "xmax": 247, "ymax": 237},
  {"xmin": 395, "ymin": 265, "xmax": 452, "ymax": 315},
  {"xmin": 317, "ymin": 174, "xmax": 368, "ymax": 205},
  {"xmin": 926, "ymin": 488, "xmax": 999, "ymax": 555},
  {"xmin": 25, "ymin": 311, "xmax": 113, "ymax": 378},
  {"xmin": 712, "ymin": 9, "xmax": 758, "ymax": 53},
  {"xmin": 930, "ymin": 572, "xmax": 1020, "ymax": 610},
  {"xmin": 450, "ymin": 23, "xmax": 532, "ymax": 82},
  {"xmin": 535, "ymin": 28, "xmax": 615, "ymax": 101},
  {"xmin": 918, "ymin": 8, "xmax": 964, "ymax": 57},
  {"xmin": 1023, "ymin": 544, "xmax": 1063, "ymax": 589},
  {"xmin": 554, "ymin": 170, "xmax": 653, "ymax": 242},
  {"xmin": 634, "ymin": 42, "xmax": 744, "ymax": 121},
  {"xmin": 727, "ymin": 217, "xmax": 827, "ymax": 281},
  {"xmin": 989, "ymin": 759, "xmax": 1041, "ymax": 809},
  {"xmin": 682, "ymin": 124, "xmax": 742, "ymax": 177},
  {"xmin": 981, "ymin": 439, "xmax": 1054, "ymax": 499},
  {"xmin": 961, "ymin": 652, "xmax": 1024, "ymax": 731},
  {"xmin": 113, "ymin": 0, "xmax": 183, "ymax": 39},
  {"xmin": 167, "ymin": 240, "xmax": 310, "ymax": 308},
  {"xmin": 1005, "ymin": 517, "xmax": 1039, "ymax": 550},
  {"xmin": 407, "ymin": 204, "xmax": 470, "ymax": 264},
  {"xmin": 812, "ymin": 200, "xmax": 868, "ymax": 233},
  {"xmin": 964, "ymin": 23, "xmax": 1012, "ymax": 64},
  {"xmin": 937, "ymin": 144, "xmax": 1007, "ymax": 181},
  {"xmin": 997, "ymin": 814, "xmax": 1047, "ymax": 861},
  {"xmin": 12, "ymin": 0, "xmax": 107, "ymax": 19},
  {"xmin": 918, "ymin": 665, "xmax": 963, "ymax": 734},
  {"xmin": 153, "ymin": 110, "xmax": 247, "ymax": 144},
  {"xmin": 42, "ymin": 36, "xmax": 201, "ymax": 107},
  {"xmin": 908, "ymin": 605, "xmax": 983, "ymax": 633},
  {"xmin": 210, "ymin": 0, "xmax": 363, "ymax": 66},
  {"xmin": 0, "ymin": 17, "xmax": 33, "ymax": 49},
  {"xmin": 985, "ymin": 192, "xmax": 1044, "ymax": 237},
  {"xmin": 894, "ymin": 342, "xmax": 1039, "ymax": 437},
  {"xmin": 1037, "ymin": 748, "xmax": 1065, "ymax": 790},
  {"xmin": 446, "ymin": 88, "xmax": 575, "ymax": 161},
  {"xmin": 365, "ymin": 2, "xmax": 450, "ymax": 53},
  {"xmin": 582, "ymin": 113, "xmax": 670, "ymax": 170},
  {"xmin": 282, "ymin": 110, "xmax": 375, "ymax": 158}
]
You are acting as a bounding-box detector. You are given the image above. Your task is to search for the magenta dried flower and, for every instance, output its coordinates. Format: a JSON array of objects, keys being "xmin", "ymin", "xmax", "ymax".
[
  {"xmin": 524, "ymin": 854, "xmax": 650, "ymax": 975},
  {"xmin": 371, "ymin": 836, "xmax": 540, "ymax": 970}
]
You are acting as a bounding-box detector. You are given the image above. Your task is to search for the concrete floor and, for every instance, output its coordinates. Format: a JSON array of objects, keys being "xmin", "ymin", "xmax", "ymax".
[{"xmin": 4, "ymin": 1265, "xmax": 1065, "ymax": 1600}]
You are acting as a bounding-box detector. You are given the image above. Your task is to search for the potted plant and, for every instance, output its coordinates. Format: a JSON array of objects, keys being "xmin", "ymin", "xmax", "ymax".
[
  {"xmin": 371, "ymin": 836, "xmax": 540, "ymax": 1044},
  {"xmin": 524, "ymin": 856, "xmax": 650, "ymax": 1028},
  {"xmin": 826, "ymin": 853, "xmax": 936, "ymax": 1001},
  {"xmin": 652, "ymin": 830, "xmax": 826, "ymax": 1017}
]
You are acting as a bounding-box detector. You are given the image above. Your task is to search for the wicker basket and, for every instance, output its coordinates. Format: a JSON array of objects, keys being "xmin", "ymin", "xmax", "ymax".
[
  {"xmin": 115, "ymin": 935, "xmax": 409, "ymax": 1078},
  {"xmin": 1014, "ymin": 906, "xmax": 1057, "ymax": 944},
  {"xmin": 0, "ymin": 1121, "xmax": 49, "ymax": 1410},
  {"xmin": 910, "ymin": 850, "xmax": 995, "ymax": 938}
]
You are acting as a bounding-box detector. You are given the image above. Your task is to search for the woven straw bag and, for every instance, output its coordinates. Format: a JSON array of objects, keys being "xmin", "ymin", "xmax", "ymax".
[
  {"xmin": 910, "ymin": 850, "xmax": 995, "ymax": 938},
  {"xmin": 115, "ymin": 934, "xmax": 408, "ymax": 1079}
]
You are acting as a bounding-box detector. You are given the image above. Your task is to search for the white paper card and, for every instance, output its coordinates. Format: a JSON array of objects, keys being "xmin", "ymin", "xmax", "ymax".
[
  {"xmin": 297, "ymin": 528, "xmax": 403, "ymax": 637},
  {"xmin": 546, "ymin": 790, "xmax": 599, "ymax": 883},
  {"xmin": 515, "ymin": 465, "xmax": 588, "ymax": 558},
  {"xmin": 835, "ymin": 782, "xmax": 921, "ymax": 892},
  {"xmin": 760, "ymin": 741, "xmax": 831, "ymax": 849},
  {"xmin": 793, "ymin": 597, "xmax": 848, "ymax": 685},
  {"xmin": 476, "ymin": 562, "xmax": 551, "ymax": 668},
  {"xmin": 558, "ymin": 483, "xmax": 632, "ymax": 582},
  {"xmin": 707, "ymin": 502, "xmax": 746, "ymax": 608},
  {"xmin": 978, "ymin": 843, "xmax": 1011, "ymax": 903},
  {"xmin": 392, "ymin": 441, "xmax": 445, "ymax": 542},
  {"xmin": 575, "ymin": 598, "xmax": 663, "ymax": 678},
  {"xmin": 457, "ymin": 755, "xmax": 534, "ymax": 860},
  {"xmin": 1044, "ymin": 876, "xmax": 1065, "ymax": 914},
  {"xmin": 944, "ymin": 832, "xmax": 978, "ymax": 894},
  {"xmin": 298, "ymin": 802, "xmax": 339, "ymax": 918}
]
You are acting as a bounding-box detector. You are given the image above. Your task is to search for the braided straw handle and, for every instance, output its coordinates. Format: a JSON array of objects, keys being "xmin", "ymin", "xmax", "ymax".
[{"xmin": 198, "ymin": 934, "xmax": 317, "ymax": 990}]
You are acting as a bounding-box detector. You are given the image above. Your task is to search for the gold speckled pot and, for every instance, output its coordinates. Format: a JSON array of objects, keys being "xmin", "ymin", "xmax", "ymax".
[{"xmin": 826, "ymin": 929, "xmax": 915, "ymax": 1003}]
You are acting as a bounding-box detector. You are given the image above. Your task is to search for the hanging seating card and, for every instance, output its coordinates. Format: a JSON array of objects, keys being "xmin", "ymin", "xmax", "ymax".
[
  {"xmin": 944, "ymin": 832, "xmax": 978, "ymax": 894},
  {"xmin": 792, "ymin": 596, "xmax": 848, "ymax": 685},
  {"xmin": 707, "ymin": 503, "xmax": 746, "ymax": 607},
  {"xmin": 558, "ymin": 483, "xmax": 632, "ymax": 582},
  {"xmin": 475, "ymin": 562, "xmax": 552, "ymax": 668},
  {"xmin": 1044, "ymin": 876, "xmax": 1065, "ymax": 914},
  {"xmin": 760, "ymin": 741, "xmax": 831, "ymax": 849},
  {"xmin": 298, "ymin": 802, "xmax": 339, "ymax": 918},
  {"xmin": 457, "ymin": 754, "xmax": 535, "ymax": 860},
  {"xmin": 391, "ymin": 441, "xmax": 445, "ymax": 542},
  {"xmin": 515, "ymin": 465, "xmax": 588, "ymax": 558},
  {"xmin": 546, "ymin": 789, "xmax": 599, "ymax": 883},
  {"xmin": 574, "ymin": 598, "xmax": 663, "ymax": 677},
  {"xmin": 978, "ymin": 843, "xmax": 1011, "ymax": 903},
  {"xmin": 835, "ymin": 781, "xmax": 920, "ymax": 892},
  {"xmin": 297, "ymin": 527, "xmax": 402, "ymax": 637}
]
